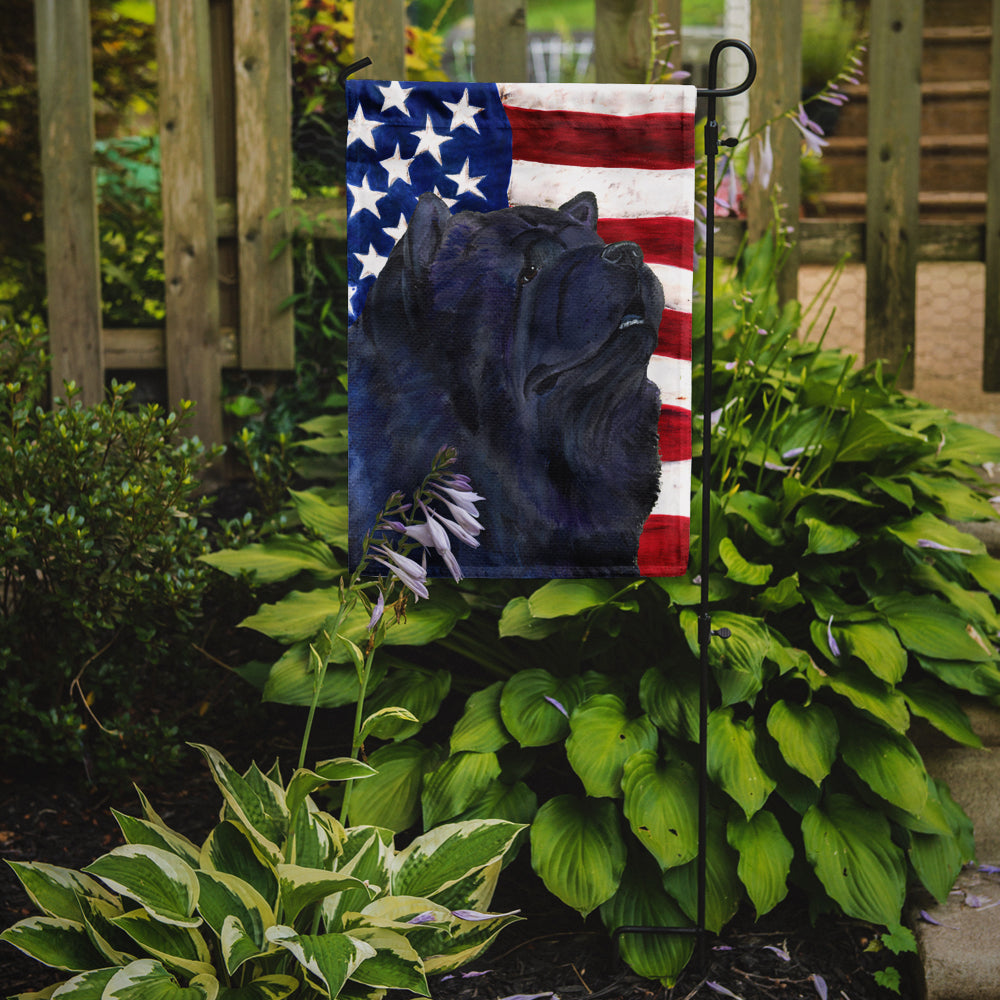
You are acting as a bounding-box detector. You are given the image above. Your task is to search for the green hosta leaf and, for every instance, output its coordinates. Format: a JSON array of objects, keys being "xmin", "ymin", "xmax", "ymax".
[
  {"xmin": 839, "ymin": 718, "xmax": 929, "ymax": 817},
  {"xmin": 392, "ymin": 820, "xmax": 524, "ymax": 901},
  {"xmin": 497, "ymin": 597, "xmax": 564, "ymax": 639},
  {"xmin": 718, "ymin": 537, "xmax": 772, "ymax": 586},
  {"xmin": 566, "ymin": 695, "xmax": 658, "ymax": 798},
  {"xmin": 967, "ymin": 553, "xmax": 1000, "ymax": 597},
  {"xmin": 866, "ymin": 474, "xmax": 914, "ymax": 509},
  {"xmin": 835, "ymin": 410, "xmax": 927, "ymax": 463},
  {"xmin": 4, "ymin": 862, "xmax": 118, "ymax": 922},
  {"xmin": 621, "ymin": 751, "xmax": 698, "ymax": 871},
  {"xmin": 265, "ymin": 926, "xmax": 375, "ymax": 997},
  {"xmin": 639, "ymin": 664, "xmax": 699, "ymax": 742},
  {"xmin": 886, "ymin": 512, "xmax": 985, "ymax": 556},
  {"xmin": 103, "ymin": 959, "xmax": 218, "ymax": 999},
  {"xmin": 260, "ymin": 643, "xmax": 387, "ymax": 709},
  {"xmin": 874, "ymin": 594, "xmax": 995, "ymax": 662},
  {"xmin": 421, "ymin": 751, "xmax": 502, "ymax": 828},
  {"xmin": 906, "ymin": 473, "xmax": 998, "ymax": 521},
  {"xmin": 346, "ymin": 926, "xmax": 428, "ymax": 994},
  {"xmin": 802, "ymin": 793, "xmax": 906, "ymax": 926},
  {"xmin": 83, "ymin": 846, "xmax": 200, "ymax": 928},
  {"xmin": 111, "ymin": 908, "xmax": 214, "ymax": 978},
  {"xmin": 835, "ymin": 621, "xmax": 907, "ymax": 684},
  {"xmin": 727, "ymin": 811, "xmax": 793, "ymax": 917},
  {"xmin": 909, "ymin": 795, "xmax": 967, "ymax": 906},
  {"xmin": 910, "ymin": 562, "xmax": 1000, "ymax": 632},
  {"xmin": 707, "ymin": 708, "xmax": 776, "ymax": 818},
  {"xmin": 200, "ymin": 822, "xmax": 278, "ymax": 910},
  {"xmin": 288, "ymin": 489, "xmax": 348, "ymax": 544},
  {"xmin": 901, "ymin": 680, "xmax": 982, "ymax": 748},
  {"xmin": 453, "ymin": 779, "xmax": 538, "ymax": 827},
  {"xmin": 195, "ymin": 871, "xmax": 273, "ymax": 974},
  {"xmin": 112, "ymin": 812, "xmax": 201, "ymax": 868},
  {"xmin": 347, "ymin": 740, "xmax": 442, "ymax": 832},
  {"xmin": 277, "ymin": 865, "xmax": 374, "ymax": 925},
  {"xmin": 362, "ymin": 667, "xmax": 451, "ymax": 740},
  {"xmin": 526, "ymin": 579, "xmax": 618, "ymax": 618},
  {"xmin": 200, "ymin": 536, "xmax": 342, "ymax": 584},
  {"xmin": 724, "ymin": 490, "xmax": 784, "ymax": 545},
  {"xmin": 809, "ymin": 661, "xmax": 910, "ymax": 732},
  {"xmin": 530, "ymin": 795, "xmax": 626, "ymax": 917},
  {"xmin": 0, "ymin": 916, "xmax": 107, "ymax": 971},
  {"xmin": 935, "ymin": 421, "xmax": 1000, "ymax": 464},
  {"xmin": 499, "ymin": 670, "xmax": 584, "ymax": 747},
  {"xmin": 360, "ymin": 706, "xmax": 421, "ymax": 742},
  {"xmin": 190, "ymin": 746, "xmax": 287, "ymax": 862},
  {"xmin": 661, "ymin": 811, "xmax": 741, "ymax": 933},
  {"xmin": 216, "ymin": 976, "xmax": 299, "ymax": 1000},
  {"xmin": 916, "ymin": 655, "xmax": 1000, "ymax": 697},
  {"xmin": 803, "ymin": 517, "xmax": 859, "ymax": 556},
  {"xmin": 599, "ymin": 853, "xmax": 694, "ymax": 987},
  {"xmin": 680, "ymin": 610, "xmax": 770, "ymax": 706},
  {"xmin": 755, "ymin": 573, "xmax": 804, "ymax": 614},
  {"xmin": 765, "ymin": 700, "xmax": 838, "ymax": 786},
  {"xmin": 451, "ymin": 682, "xmax": 511, "ymax": 754}
]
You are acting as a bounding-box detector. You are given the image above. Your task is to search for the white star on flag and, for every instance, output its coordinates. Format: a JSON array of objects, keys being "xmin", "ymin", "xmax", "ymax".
[
  {"xmin": 354, "ymin": 244, "xmax": 388, "ymax": 281},
  {"xmin": 411, "ymin": 115, "xmax": 452, "ymax": 164},
  {"xmin": 446, "ymin": 158, "xmax": 487, "ymax": 199},
  {"xmin": 377, "ymin": 80, "xmax": 411, "ymax": 115},
  {"xmin": 347, "ymin": 175, "xmax": 386, "ymax": 218},
  {"xmin": 443, "ymin": 89, "xmax": 484, "ymax": 132},
  {"xmin": 432, "ymin": 186, "xmax": 458, "ymax": 209},
  {"xmin": 380, "ymin": 144, "xmax": 414, "ymax": 187},
  {"xmin": 384, "ymin": 213, "xmax": 409, "ymax": 243},
  {"xmin": 347, "ymin": 104, "xmax": 380, "ymax": 149}
]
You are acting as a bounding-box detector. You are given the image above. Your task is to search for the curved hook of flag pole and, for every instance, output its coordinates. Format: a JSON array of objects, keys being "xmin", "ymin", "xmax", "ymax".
[{"xmin": 338, "ymin": 57, "xmax": 373, "ymax": 90}]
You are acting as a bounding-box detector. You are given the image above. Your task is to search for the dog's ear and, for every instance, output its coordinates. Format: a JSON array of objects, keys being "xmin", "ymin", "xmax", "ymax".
[
  {"xmin": 403, "ymin": 192, "xmax": 452, "ymax": 274},
  {"xmin": 559, "ymin": 191, "xmax": 599, "ymax": 230}
]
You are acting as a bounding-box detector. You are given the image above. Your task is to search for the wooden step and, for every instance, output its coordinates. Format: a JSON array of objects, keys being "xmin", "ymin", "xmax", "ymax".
[
  {"xmin": 832, "ymin": 80, "xmax": 991, "ymax": 137},
  {"xmin": 922, "ymin": 25, "xmax": 993, "ymax": 83},
  {"xmin": 813, "ymin": 190, "xmax": 987, "ymax": 222},
  {"xmin": 922, "ymin": 0, "xmax": 992, "ymax": 28}
]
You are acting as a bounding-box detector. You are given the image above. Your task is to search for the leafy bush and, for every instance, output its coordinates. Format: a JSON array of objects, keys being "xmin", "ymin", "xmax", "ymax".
[
  {"xmin": 210, "ymin": 233, "xmax": 1000, "ymax": 985},
  {"xmin": 0, "ymin": 317, "xmax": 220, "ymax": 783},
  {"xmin": 1, "ymin": 743, "xmax": 524, "ymax": 998}
]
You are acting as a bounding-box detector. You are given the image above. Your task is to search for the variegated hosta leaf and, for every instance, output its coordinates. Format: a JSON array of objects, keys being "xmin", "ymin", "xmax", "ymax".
[
  {"xmin": 0, "ymin": 916, "xmax": 107, "ymax": 971},
  {"xmin": 765, "ymin": 700, "xmax": 838, "ymax": 786},
  {"xmin": 423, "ymin": 859, "xmax": 501, "ymax": 916},
  {"xmin": 529, "ymin": 795, "xmax": 626, "ymax": 917},
  {"xmin": 288, "ymin": 801, "xmax": 343, "ymax": 870},
  {"xmin": 391, "ymin": 820, "xmax": 524, "ymax": 901},
  {"xmin": 802, "ymin": 793, "xmax": 906, "ymax": 926},
  {"xmin": 499, "ymin": 669, "xmax": 585, "ymax": 747},
  {"xmin": 265, "ymin": 926, "xmax": 375, "ymax": 998},
  {"xmin": 191, "ymin": 746, "xmax": 288, "ymax": 863},
  {"xmin": 44, "ymin": 966, "xmax": 118, "ymax": 997},
  {"xmin": 200, "ymin": 822, "xmax": 278, "ymax": 910},
  {"xmin": 599, "ymin": 853, "xmax": 694, "ymax": 987},
  {"xmin": 277, "ymin": 864, "xmax": 376, "ymax": 925},
  {"xmin": 285, "ymin": 760, "xmax": 376, "ymax": 823},
  {"xmin": 621, "ymin": 751, "xmax": 699, "ymax": 871},
  {"xmin": 565, "ymin": 695, "xmax": 658, "ymax": 799},
  {"xmin": 707, "ymin": 707, "xmax": 776, "ymax": 819},
  {"xmin": 4, "ymin": 861, "xmax": 118, "ymax": 922},
  {"xmin": 77, "ymin": 894, "xmax": 136, "ymax": 966},
  {"xmin": 727, "ymin": 810, "xmax": 793, "ymax": 917},
  {"xmin": 838, "ymin": 718, "xmax": 929, "ymax": 817},
  {"xmin": 102, "ymin": 958, "xmax": 218, "ymax": 999},
  {"xmin": 450, "ymin": 682, "xmax": 511, "ymax": 754},
  {"xmin": 83, "ymin": 845, "xmax": 200, "ymax": 928},
  {"xmin": 323, "ymin": 829, "xmax": 393, "ymax": 931},
  {"xmin": 345, "ymin": 926, "xmax": 429, "ymax": 995},
  {"xmin": 110, "ymin": 908, "xmax": 214, "ymax": 979},
  {"xmin": 214, "ymin": 974, "xmax": 299, "ymax": 1000},
  {"xmin": 420, "ymin": 906, "xmax": 523, "ymax": 975},
  {"xmin": 112, "ymin": 810, "xmax": 202, "ymax": 868},
  {"xmin": 421, "ymin": 751, "xmax": 502, "ymax": 829},
  {"xmin": 195, "ymin": 871, "xmax": 274, "ymax": 974}
]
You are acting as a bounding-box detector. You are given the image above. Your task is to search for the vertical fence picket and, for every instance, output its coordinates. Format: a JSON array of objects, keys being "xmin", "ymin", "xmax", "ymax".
[
  {"xmin": 983, "ymin": 0, "xmax": 1000, "ymax": 390},
  {"xmin": 594, "ymin": 0, "xmax": 657, "ymax": 84},
  {"xmin": 354, "ymin": 0, "xmax": 407, "ymax": 79},
  {"xmin": 34, "ymin": 0, "xmax": 104, "ymax": 405},
  {"xmin": 233, "ymin": 0, "xmax": 294, "ymax": 369},
  {"xmin": 864, "ymin": 0, "xmax": 923, "ymax": 390},
  {"xmin": 474, "ymin": 0, "xmax": 527, "ymax": 81},
  {"xmin": 746, "ymin": 0, "xmax": 801, "ymax": 304},
  {"xmin": 157, "ymin": 0, "xmax": 223, "ymax": 445}
]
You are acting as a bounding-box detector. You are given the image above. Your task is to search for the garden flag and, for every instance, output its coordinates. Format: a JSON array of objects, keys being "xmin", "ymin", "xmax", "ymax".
[{"xmin": 347, "ymin": 81, "xmax": 696, "ymax": 578}]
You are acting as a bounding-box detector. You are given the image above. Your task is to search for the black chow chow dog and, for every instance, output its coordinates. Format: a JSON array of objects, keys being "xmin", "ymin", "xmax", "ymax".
[{"xmin": 349, "ymin": 190, "xmax": 663, "ymax": 576}]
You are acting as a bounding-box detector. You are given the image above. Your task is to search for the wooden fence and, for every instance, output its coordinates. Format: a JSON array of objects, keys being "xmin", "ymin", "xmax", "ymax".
[{"xmin": 33, "ymin": 0, "xmax": 1000, "ymax": 445}]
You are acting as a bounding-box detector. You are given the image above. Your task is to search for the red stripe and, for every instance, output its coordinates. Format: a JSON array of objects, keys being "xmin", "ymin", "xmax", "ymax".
[
  {"xmin": 596, "ymin": 217, "xmax": 694, "ymax": 270},
  {"xmin": 506, "ymin": 106, "xmax": 695, "ymax": 171},
  {"xmin": 657, "ymin": 309, "xmax": 692, "ymax": 360},
  {"xmin": 638, "ymin": 514, "xmax": 690, "ymax": 577},
  {"xmin": 658, "ymin": 406, "xmax": 692, "ymax": 462}
]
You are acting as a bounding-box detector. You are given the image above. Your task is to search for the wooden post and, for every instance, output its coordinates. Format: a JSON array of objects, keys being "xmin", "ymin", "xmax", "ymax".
[
  {"xmin": 233, "ymin": 0, "xmax": 294, "ymax": 369},
  {"xmin": 354, "ymin": 0, "xmax": 406, "ymax": 79},
  {"xmin": 864, "ymin": 0, "xmax": 923, "ymax": 389},
  {"xmin": 474, "ymin": 0, "xmax": 527, "ymax": 82},
  {"xmin": 656, "ymin": 0, "xmax": 683, "ymax": 79},
  {"xmin": 157, "ymin": 0, "xmax": 223, "ymax": 445},
  {"xmin": 983, "ymin": 0, "xmax": 1000, "ymax": 390},
  {"xmin": 34, "ymin": 0, "xmax": 104, "ymax": 405},
  {"xmin": 746, "ymin": 0, "xmax": 801, "ymax": 305},
  {"xmin": 594, "ymin": 0, "xmax": 661, "ymax": 84}
]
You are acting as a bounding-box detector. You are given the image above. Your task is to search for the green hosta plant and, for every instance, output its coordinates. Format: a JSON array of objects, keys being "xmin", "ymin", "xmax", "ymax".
[{"xmin": 1, "ymin": 743, "xmax": 523, "ymax": 999}]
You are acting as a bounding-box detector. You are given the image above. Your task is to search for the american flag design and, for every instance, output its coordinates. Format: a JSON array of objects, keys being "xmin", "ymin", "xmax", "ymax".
[{"xmin": 347, "ymin": 81, "xmax": 694, "ymax": 577}]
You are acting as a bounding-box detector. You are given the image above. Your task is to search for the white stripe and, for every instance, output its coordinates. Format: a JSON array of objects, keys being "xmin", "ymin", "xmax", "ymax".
[
  {"xmin": 648, "ymin": 355, "xmax": 691, "ymax": 410},
  {"xmin": 509, "ymin": 162, "xmax": 695, "ymax": 221},
  {"xmin": 649, "ymin": 263, "xmax": 694, "ymax": 313},
  {"xmin": 652, "ymin": 460, "xmax": 692, "ymax": 517},
  {"xmin": 499, "ymin": 82, "xmax": 697, "ymax": 117}
]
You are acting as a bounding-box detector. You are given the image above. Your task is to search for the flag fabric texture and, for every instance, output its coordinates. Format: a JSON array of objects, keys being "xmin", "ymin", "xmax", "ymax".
[{"xmin": 347, "ymin": 80, "xmax": 695, "ymax": 578}]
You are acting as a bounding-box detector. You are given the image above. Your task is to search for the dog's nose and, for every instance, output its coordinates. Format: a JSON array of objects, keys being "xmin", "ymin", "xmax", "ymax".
[{"xmin": 601, "ymin": 241, "xmax": 644, "ymax": 269}]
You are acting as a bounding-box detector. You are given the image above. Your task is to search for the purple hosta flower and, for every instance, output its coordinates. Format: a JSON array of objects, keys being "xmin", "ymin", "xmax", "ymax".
[
  {"xmin": 367, "ymin": 590, "xmax": 385, "ymax": 631},
  {"xmin": 544, "ymin": 695, "xmax": 569, "ymax": 718},
  {"xmin": 812, "ymin": 974, "xmax": 828, "ymax": 1000},
  {"xmin": 451, "ymin": 908, "xmax": 521, "ymax": 921},
  {"xmin": 747, "ymin": 125, "xmax": 774, "ymax": 191},
  {"xmin": 827, "ymin": 615, "xmax": 842, "ymax": 658},
  {"xmin": 979, "ymin": 864, "xmax": 1000, "ymax": 874},
  {"xmin": 429, "ymin": 490, "xmax": 484, "ymax": 539},
  {"xmin": 917, "ymin": 538, "xmax": 973, "ymax": 555},
  {"xmin": 371, "ymin": 544, "xmax": 429, "ymax": 600},
  {"xmin": 441, "ymin": 970, "xmax": 493, "ymax": 981},
  {"xmin": 707, "ymin": 983, "xmax": 742, "ymax": 999},
  {"xmin": 791, "ymin": 104, "xmax": 829, "ymax": 157},
  {"xmin": 407, "ymin": 911, "xmax": 438, "ymax": 925},
  {"xmin": 715, "ymin": 157, "xmax": 742, "ymax": 216},
  {"xmin": 763, "ymin": 944, "xmax": 791, "ymax": 962}
]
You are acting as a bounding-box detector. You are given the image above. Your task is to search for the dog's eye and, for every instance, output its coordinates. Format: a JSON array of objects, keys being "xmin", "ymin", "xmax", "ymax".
[{"xmin": 517, "ymin": 264, "xmax": 539, "ymax": 286}]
